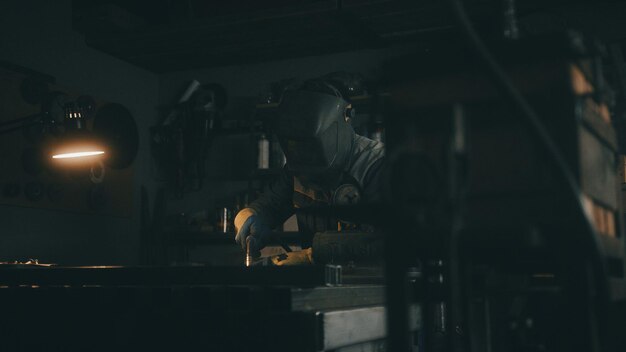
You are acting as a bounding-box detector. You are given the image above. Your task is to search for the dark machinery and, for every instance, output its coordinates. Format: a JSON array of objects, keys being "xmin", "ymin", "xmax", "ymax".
[{"xmin": 382, "ymin": 29, "xmax": 626, "ymax": 352}]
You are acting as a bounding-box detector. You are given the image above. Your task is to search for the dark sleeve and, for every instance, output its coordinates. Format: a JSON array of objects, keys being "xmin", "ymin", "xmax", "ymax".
[
  {"xmin": 361, "ymin": 157, "xmax": 386, "ymax": 204},
  {"xmin": 248, "ymin": 167, "xmax": 295, "ymax": 229}
]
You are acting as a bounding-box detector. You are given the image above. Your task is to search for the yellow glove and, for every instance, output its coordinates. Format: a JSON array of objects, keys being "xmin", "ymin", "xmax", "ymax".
[{"xmin": 270, "ymin": 248, "xmax": 314, "ymax": 266}]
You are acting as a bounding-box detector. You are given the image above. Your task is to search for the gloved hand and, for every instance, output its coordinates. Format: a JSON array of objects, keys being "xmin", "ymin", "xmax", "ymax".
[
  {"xmin": 270, "ymin": 248, "xmax": 314, "ymax": 266},
  {"xmin": 235, "ymin": 214, "xmax": 272, "ymax": 252}
]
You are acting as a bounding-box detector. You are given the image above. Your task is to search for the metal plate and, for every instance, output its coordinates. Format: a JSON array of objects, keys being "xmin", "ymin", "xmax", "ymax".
[
  {"xmin": 266, "ymin": 285, "xmax": 385, "ymax": 312},
  {"xmin": 319, "ymin": 305, "xmax": 421, "ymax": 351}
]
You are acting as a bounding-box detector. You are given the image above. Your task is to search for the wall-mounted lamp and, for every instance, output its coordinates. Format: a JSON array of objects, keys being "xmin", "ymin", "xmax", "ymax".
[
  {"xmin": 49, "ymin": 102, "xmax": 106, "ymax": 161},
  {"xmin": 2, "ymin": 95, "xmax": 138, "ymax": 169},
  {"xmin": 52, "ymin": 151, "xmax": 105, "ymax": 159}
]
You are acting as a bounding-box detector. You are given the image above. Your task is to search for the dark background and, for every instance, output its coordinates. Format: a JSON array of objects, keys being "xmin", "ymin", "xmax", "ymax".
[{"xmin": 0, "ymin": 0, "xmax": 624, "ymax": 265}]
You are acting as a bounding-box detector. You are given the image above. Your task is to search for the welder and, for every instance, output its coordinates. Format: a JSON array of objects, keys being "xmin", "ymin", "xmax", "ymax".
[{"xmin": 234, "ymin": 75, "xmax": 385, "ymax": 265}]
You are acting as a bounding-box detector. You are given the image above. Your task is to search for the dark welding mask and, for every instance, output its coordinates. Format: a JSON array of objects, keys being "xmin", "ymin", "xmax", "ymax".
[{"xmin": 275, "ymin": 89, "xmax": 355, "ymax": 187}]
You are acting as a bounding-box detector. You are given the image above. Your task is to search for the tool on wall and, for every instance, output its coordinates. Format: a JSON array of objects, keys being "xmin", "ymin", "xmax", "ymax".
[{"xmin": 151, "ymin": 80, "xmax": 227, "ymax": 197}]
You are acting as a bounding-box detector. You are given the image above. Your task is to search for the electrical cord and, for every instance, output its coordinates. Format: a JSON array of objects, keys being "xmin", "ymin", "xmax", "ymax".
[{"xmin": 447, "ymin": 0, "xmax": 611, "ymax": 349}]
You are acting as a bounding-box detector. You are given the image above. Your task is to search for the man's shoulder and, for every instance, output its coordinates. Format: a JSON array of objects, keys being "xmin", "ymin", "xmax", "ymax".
[
  {"xmin": 354, "ymin": 135, "xmax": 385, "ymax": 154},
  {"xmin": 348, "ymin": 135, "xmax": 385, "ymax": 187}
]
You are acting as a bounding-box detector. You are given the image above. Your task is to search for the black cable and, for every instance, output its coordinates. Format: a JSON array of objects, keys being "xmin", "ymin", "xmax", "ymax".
[
  {"xmin": 0, "ymin": 118, "xmax": 44, "ymax": 135},
  {"xmin": 447, "ymin": 0, "xmax": 611, "ymax": 348},
  {"xmin": 0, "ymin": 113, "xmax": 40, "ymax": 129}
]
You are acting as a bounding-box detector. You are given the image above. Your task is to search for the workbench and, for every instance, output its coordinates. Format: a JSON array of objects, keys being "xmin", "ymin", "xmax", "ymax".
[{"xmin": 0, "ymin": 265, "xmax": 416, "ymax": 351}]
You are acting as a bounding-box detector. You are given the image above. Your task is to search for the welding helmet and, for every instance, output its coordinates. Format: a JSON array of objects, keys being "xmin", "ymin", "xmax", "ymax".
[{"xmin": 275, "ymin": 81, "xmax": 355, "ymax": 187}]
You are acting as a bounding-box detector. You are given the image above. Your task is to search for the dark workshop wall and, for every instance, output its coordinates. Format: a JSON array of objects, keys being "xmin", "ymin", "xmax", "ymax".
[
  {"xmin": 158, "ymin": 45, "xmax": 412, "ymax": 216},
  {"xmin": 0, "ymin": 0, "xmax": 412, "ymax": 265},
  {"xmin": 159, "ymin": 46, "xmax": 411, "ymax": 102},
  {"xmin": 157, "ymin": 46, "xmax": 413, "ymax": 268},
  {"xmin": 0, "ymin": 0, "xmax": 159, "ymax": 265}
]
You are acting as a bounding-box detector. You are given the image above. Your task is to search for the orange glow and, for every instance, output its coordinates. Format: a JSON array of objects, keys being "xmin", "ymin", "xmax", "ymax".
[
  {"xmin": 52, "ymin": 150, "xmax": 105, "ymax": 159},
  {"xmin": 50, "ymin": 139, "xmax": 106, "ymax": 162},
  {"xmin": 48, "ymin": 131, "xmax": 107, "ymax": 167}
]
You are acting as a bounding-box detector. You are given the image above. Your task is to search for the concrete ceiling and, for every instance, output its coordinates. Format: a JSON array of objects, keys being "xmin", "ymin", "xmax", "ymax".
[{"xmin": 71, "ymin": 0, "xmax": 626, "ymax": 73}]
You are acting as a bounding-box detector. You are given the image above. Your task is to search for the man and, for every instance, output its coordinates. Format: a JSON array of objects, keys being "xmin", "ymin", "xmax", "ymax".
[{"xmin": 234, "ymin": 76, "xmax": 385, "ymax": 265}]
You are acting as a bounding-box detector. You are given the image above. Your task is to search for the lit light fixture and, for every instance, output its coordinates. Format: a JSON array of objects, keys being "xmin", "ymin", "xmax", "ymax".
[
  {"xmin": 3, "ymin": 93, "xmax": 137, "ymax": 170},
  {"xmin": 52, "ymin": 151, "xmax": 105, "ymax": 159},
  {"xmin": 49, "ymin": 133, "xmax": 107, "ymax": 162},
  {"xmin": 49, "ymin": 102, "xmax": 106, "ymax": 163}
]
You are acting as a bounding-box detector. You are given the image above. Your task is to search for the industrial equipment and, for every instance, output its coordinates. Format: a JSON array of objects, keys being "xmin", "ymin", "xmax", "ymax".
[{"xmin": 383, "ymin": 30, "xmax": 626, "ymax": 352}]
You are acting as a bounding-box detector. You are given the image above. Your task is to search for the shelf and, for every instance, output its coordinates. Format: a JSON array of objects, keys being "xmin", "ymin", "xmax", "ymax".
[
  {"xmin": 216, "ymin": 127, "xmax": 259, "ymax": 136},
  {"xmin": 165, "ymin": 230, "xmax": 235, "ymax": 245},
  {"xmin": 214, "ymin": 119, "xmax": 263, "ymax": 136},
  {"xmin": 255, "ymin": 95, "xmax": 375, "ymax": 110},
  {"xmin": 251, "ymin": 168, "xmax": 283, "ymax": 178},
  {"xmin": 256, "ymin": 103, "xmax": 279, "ymax": 109},
  {"xmin": 204, "ymin": 168, "xmax": 283, "ymax": 182},
  {"xmin": 165, "ymin": 230, "xmax": 300, "ymax": 246}
]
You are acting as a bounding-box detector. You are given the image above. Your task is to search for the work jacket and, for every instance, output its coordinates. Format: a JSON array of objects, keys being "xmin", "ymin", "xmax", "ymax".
[{"xmin": 235, "ymin": 135, "xmax": 385, "ymax": 247}]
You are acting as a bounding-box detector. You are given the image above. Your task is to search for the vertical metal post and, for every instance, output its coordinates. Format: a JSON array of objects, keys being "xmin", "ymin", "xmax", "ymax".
[
  {"xmin": 384, "ymin": 223, "xmax": 413, "ymax": 351},
  {"xmin": 448, "ymin": 104, "xmax": 468, "ymax": 352}
]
